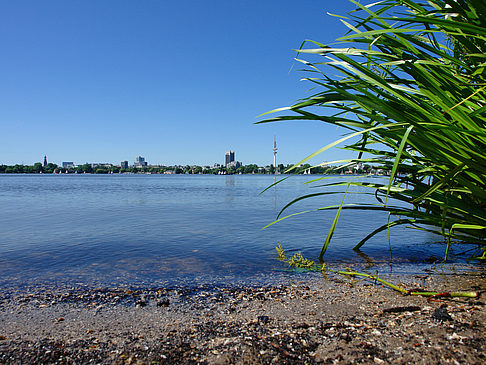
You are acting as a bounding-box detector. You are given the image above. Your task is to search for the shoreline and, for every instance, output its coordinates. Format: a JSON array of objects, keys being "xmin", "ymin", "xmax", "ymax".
[{"xmin": 1, "ymin": 272, "xmax": 485, "ymax": 364}]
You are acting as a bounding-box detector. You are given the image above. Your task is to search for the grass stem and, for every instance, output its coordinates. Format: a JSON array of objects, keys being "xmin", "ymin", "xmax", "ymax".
[{"xmin": 334, "ymin": 270, "xmax": 479, "ymax": 298}]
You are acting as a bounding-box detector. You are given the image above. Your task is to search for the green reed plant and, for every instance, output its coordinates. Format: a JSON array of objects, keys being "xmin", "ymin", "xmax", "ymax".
[{"xmin": 259, "ymin": 0, "xmax": 486, "ymax": 261}]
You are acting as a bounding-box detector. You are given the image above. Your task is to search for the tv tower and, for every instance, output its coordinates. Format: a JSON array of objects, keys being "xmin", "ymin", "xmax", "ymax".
[{"xmin": 273, "ymin": 135, "xmax": 278, "ymax": 173}]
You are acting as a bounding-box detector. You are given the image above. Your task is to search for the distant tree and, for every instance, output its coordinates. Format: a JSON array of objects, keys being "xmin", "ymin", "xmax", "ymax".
[
  {"xmin": 33, "ymin": 162, "xmax": 43, "ymax": 173},
  {"xmin": 243, "ymin": 164, "xmax": 258, "ymax": 174},
  {"xmin": 363, "ymin": 164, "xmax": 372, "ymax": 173},
  {"xmin": 78, "ymin": 163, "xmax": 92, "ymax": 174},
  {"xmin": 11, "ymin": 164, "xmax": 24, "ymax": 173},
  {"xmin": 24, "ymin": 165, "xmax": 34, "ymax": 173}
]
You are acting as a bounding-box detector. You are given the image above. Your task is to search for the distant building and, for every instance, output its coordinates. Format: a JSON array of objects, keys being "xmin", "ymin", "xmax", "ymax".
[
  {"xmin": 43, "ymin": 156, "xmax": 47, "ymax": 167},
  {"xmin": 62, "ymin": 162, "xmax": 74, "ymax": 168},
  {"xmin": 225, "ymin": 151, "xmax": 235, "ymax": 168},
  {"xmin": 121, "ymin": 161, "xmax": 129, "ymax": 169},
  {"xmin": 134, "ymin": 156, "xmax": 147, "ymax": 167},
  {"xmin": 91, "ymin": 163, "xmax": 113, "ymax": 168},
  {"xmin": 227, "ymin": 161, "xmax": 242, "ymax": 169}
]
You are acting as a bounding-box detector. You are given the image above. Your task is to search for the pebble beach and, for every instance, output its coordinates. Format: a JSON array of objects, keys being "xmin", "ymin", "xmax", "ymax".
[{"xmin": 1, "ymin": 271, "xmax": 485, "ymax": 364}]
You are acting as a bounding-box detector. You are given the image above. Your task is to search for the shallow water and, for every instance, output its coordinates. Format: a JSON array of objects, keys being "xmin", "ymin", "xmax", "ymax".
[{"xmin": 0, "ymin": 174, "xmax": 479, "ymax": 288}]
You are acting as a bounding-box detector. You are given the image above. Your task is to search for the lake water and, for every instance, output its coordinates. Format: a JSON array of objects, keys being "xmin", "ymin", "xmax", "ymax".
[{"xmin": 0, "ymin": 174, "xmax": 475, "ymax": 288}]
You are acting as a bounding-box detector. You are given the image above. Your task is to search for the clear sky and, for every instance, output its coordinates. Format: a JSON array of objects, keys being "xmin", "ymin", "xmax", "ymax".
[{"xmin": 0, "ymin": 0, "xmax": 361, "ymax": 167}]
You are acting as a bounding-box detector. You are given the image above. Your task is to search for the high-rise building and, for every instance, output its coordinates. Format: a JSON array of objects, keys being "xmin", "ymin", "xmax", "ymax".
[
  {"xmin": 121, "ymin": 161, "xmax": 129, "ymax": 169},
  {"xmin": 225, "ymin": 151, "xmax": 235, "ymax": 168},
  {"xmin": 134, "ymin": 156, "xmax": 147, "ymax": 167}
]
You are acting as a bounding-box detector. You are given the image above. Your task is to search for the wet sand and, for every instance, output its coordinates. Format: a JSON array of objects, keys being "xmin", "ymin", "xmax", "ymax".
[{"xmin": 1, "ymin": 271, "xmax": 485, "ymax": 364}]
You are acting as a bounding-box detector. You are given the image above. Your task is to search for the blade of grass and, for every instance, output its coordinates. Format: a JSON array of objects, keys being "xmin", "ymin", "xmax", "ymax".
[{"xmin": 319, "ymin": 184, "xmax": 350, "ymax": 261}]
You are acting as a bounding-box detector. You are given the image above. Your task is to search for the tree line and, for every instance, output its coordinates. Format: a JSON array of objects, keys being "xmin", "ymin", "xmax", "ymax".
[{"xmin": 0, "ymin": 162, "xmax": 374, "ymax": 175}]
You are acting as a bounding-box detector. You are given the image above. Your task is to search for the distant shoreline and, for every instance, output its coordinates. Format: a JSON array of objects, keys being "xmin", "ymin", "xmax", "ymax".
[
  {"xmin": 0, "ymin": 171, "xmax": 387, "ymax": 176},
  {"xmin": 0, "ymin": 162, "xmax": 383, "ymax": 176}
]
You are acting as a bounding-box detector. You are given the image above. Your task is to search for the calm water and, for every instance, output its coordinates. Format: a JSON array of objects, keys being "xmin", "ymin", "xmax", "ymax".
[{"xmin": 0, "ymin": 174, "xmax": 475, "ymax": 288}]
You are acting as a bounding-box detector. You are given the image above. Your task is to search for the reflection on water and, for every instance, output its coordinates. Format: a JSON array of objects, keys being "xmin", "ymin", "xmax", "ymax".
[
  {"xmin": 0, "ymin": 174, "xmax": 481, "ymax": 288},
  {"xmin": 272, "ymin": 176, "xmax": 278, "ymax": 211},
  {"xmin": 224, "ymin": 175, "xmax": 235, "ymax": 202}
]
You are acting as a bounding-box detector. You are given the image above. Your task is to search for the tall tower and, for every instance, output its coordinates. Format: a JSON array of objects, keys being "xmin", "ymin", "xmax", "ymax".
[
  {"xmin": 43, "ymin": 156, "xmax": 47, "ymax": 167},
  {"xmin": 273, "ymin": 135, "xmax": 278, "ymax": 173}
]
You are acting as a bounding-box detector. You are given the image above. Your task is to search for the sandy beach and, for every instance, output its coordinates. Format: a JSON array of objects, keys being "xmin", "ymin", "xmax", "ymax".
[{"xmin": 1, "ymin": 271, "xmax": 485, "ymax": 364}]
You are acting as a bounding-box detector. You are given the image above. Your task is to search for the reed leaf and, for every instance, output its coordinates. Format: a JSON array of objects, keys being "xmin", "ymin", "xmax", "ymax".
[
  {"xmin": 260, "ymin": 0, "xmax": 486, "ymax": 260},
  {"xmin": 319, "ymin": 185, "xmax": 350, "ymax": 261}
]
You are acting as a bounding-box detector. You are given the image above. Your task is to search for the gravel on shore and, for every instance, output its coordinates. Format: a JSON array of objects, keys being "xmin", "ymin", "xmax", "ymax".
[{"xmin": 1, "ymin": 272, "xmax": 485, "ymax": 364}]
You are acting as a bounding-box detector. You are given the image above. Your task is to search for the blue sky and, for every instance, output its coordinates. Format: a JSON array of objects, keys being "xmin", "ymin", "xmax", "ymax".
[{"xmin": 0, "ymin": 0, "xmax": 361, "ymax": 166}]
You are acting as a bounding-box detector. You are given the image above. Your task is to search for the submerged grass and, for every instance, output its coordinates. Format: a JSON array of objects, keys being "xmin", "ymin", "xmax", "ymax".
[
  {"xmin": 276, "ymin": 242, "xmax": 325, "ymax": 272},
  {"xmin": 260, "ymin": 0, "xmax": 486, "ymax": 261},
  {"xmin": 276, "ymin": 243, "xmax": 478, "ymax": 297}
]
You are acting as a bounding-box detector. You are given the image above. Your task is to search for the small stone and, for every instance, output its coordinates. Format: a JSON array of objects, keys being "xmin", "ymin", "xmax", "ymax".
[
  {"xmin": 157, "ymin": 299, "xmax": 170, "ymax": 307},
  {"xmin": 383, "ymin": 306, "xmax": 421, "ymax": 314},
  {"xmin": 447, "ymin": 333, "xmax": 464, "ymax": 341},
  {"xmin": 136, "ymin": 300, "xmax": 147, "ymax": 308},
  {"xmin": 432, "ymin": 305, "xmax": 453, "ymax": 322},
  {"xmin": 257, "ymin": 315, "xmax": 270, "ymax": 324}
]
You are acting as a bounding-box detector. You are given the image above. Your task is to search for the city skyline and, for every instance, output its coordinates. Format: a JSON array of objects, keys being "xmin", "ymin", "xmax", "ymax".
[
  {"xmin": 6, "ymin": 132, "xmax": 347, "ymax": 168},
  {"xmin": 0, "ymin": 1, "xmax": 358, "ymax": 167},
  {"xmin": 32, "ymin": 147, "xmax": 279, "ymax": 169},
  {"xmin": 10, "ymin": 137, "xmax": 285, "ymax": 167}
]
